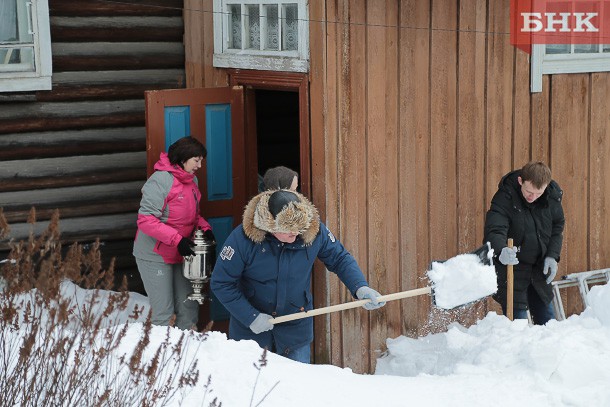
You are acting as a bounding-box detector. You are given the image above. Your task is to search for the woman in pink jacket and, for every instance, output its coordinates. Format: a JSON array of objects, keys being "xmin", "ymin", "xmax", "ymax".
[{"xmin": 133, "ymin": 137, "xmax": 214, "ymax": 330}]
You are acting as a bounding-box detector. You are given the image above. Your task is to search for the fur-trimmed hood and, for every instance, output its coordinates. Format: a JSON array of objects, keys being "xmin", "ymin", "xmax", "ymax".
[{"xmin": 242, "ymin": 190, "xmax": 320, "ymax": 245}]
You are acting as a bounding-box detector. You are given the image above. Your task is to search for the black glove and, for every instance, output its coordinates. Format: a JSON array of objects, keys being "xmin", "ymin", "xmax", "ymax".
[
  {"xmin": 203, "ymin": 229, "xmax": 216, "ymax": 243},
  {"xmin": 177, "ymin": 237, "xmax": 195, "ymax": 257}
]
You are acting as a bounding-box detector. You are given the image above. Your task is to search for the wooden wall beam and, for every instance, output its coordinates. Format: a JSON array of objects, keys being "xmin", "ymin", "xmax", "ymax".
[
  {"xmin": 50, "ymin": 0, "xmax": 183, "ymax": 17},
  {"xmin": 53, "ymin": 54, "xmax": 184, "ymax": 72},
  {"xmin": 1, "ymin": 180, "xmax": 144, "ymax": 210},
  {"xmin": 1, "ymin": 213, "xmax": 138, "ymax": 250},
  {"xmin": 52, "ymin": 69, "xmax": 186, "ymax": 87},
  {"xmin": 3, "ymin": 200, "xmax": 141, "ymax": 224},
  {"xmin": 34, "ymin": 85, "xmax": 176, "ymax": 102},
  {"xmin": 1, "ymin": 169, "xmax": 146, "ymax": 193},
  {"xmin": 51, "ymin": 16, "xmax": 183, "ymax": 42},
  {"xmin": 0, "ymin": 113, "xmax": 143, "ymax": 134},
  {"xmin": 0, "ymin": 127, "xmax": 145, "ymax": 160}
]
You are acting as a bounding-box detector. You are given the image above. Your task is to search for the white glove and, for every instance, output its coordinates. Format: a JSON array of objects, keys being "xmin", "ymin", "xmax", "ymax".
[
  {"xmin": 498, "ymin": 246, "xmax": 519, "ymax": 265},
  {"xmin": 543, "ymin": 257, "xmax": 558, "ymax": 284},
  {"xmin": 355, "ymin": 286, "xmax": 386, "ymax": 310},
  {"xmin": 249, "ymin": 313, "xmax": 274, "ymax": 334}
]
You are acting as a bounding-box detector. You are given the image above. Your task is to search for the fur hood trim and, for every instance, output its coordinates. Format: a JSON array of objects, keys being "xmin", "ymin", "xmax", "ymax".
[{"xmin": 242, "ymin": 190, "xmax": 320, "ymax": 245}]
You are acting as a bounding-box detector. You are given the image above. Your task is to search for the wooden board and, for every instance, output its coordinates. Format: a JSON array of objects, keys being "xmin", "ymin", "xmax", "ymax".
[
  {"xmin": 309, "ymin": 0, "xmax": 332, "ymax": 365},
  {"xmin": 398, "ymin": 0, "xmax": 432, "ymax": 338},
  {"xmin": 338, "ymin": 0, "xmax": 369, "ymax": 374},
  {"xmin": 456, "ymin": 0, "xmax": 488, "ymax": 325},
  {"xmin": 589, "ymin": 73, "xmax": 610, "ymax": 269},
  {"xmin": 365, "ymin": 0, "xmax": 401, "ymax": 368},
  {"xmin": 550, "ymin": 74, "xmax": 590, "ymax": 315}
]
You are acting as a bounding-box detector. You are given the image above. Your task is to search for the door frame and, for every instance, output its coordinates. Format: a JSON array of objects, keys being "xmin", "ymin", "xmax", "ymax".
[{"xmin": 226, "ymin": 69, "xmax": 311, "ymax": 198}]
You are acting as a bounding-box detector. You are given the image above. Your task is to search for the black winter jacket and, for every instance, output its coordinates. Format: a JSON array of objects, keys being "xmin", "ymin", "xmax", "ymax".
[{"xmin": 483, "ymin": 170, "xmax": 565, "ymax": 309}]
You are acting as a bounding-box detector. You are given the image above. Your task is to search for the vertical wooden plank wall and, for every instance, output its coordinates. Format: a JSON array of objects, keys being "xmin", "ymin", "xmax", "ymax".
[
  {"xmin": 426, "ymin": 0, "xmax": 459, "ymax": 333},
  {"xmin": 589, "ymin": 74, "xmax": 610, "ymax": 271},
  {"xmin": 180, "ymin": 0, "xmax": 610, "ymax": 372},
  {"xmin": 325, "ymin": 0, "xmax": 344, "ymax": 368},
  {"xmin": 398, "ymin": 0, "xmax": 431, "ymax": 338},
  {"xmin": 365, "ymin": 0, "xmax": 401, "ymax": 367},
  {"xmin": 338, "ymin": 0, "xmax": 370, "ymax": 373},
  {"xmin": 456, "ymin": 0, "xmax": 488, "ymax": 324},
  {"xmin": 530, "ymin": 75, "xmax": 551, "ymax": 162},
  {"xmin": 550, "ymin": 75, "xmax": 590, "ymax": 316},
  {"xmin": 306, "ymin": 0, "xmax": 610, "ymax": 372},
  {"xmin": 485, "ymin": 0, "xmax": 514, "ymax": 198},
  {"xmin": 184, "ymin": 0, "xmax": 228, "ymax": 88},
  {"xmin": 309, "ymin": 0, "xmax": 333, "ymax": 366},
  {"xmin": 429, "ymin": 0, "xmax": 458, "ymax": 269}
]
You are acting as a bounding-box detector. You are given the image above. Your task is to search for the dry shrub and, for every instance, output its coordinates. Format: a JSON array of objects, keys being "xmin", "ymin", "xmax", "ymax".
[{"xmin": 0, "ymin": 210, "xmax": 202, "ymax": 406}]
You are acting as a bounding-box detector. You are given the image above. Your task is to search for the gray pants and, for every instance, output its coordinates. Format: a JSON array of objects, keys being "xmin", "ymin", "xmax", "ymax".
[{"xmin": 135, "ymin": 258, "xmax": 200, "ymax": 330}]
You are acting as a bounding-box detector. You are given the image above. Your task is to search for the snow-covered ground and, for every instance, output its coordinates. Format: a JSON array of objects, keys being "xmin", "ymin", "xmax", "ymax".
[{"xmin": 4, "ymin": 265, "xmax": 610, "ymax": 406}]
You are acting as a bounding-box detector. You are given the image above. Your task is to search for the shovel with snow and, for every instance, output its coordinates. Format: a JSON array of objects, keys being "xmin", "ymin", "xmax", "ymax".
[{"xmin": 270, "ymin": 242, "xmax": 497, "ymax": 325}]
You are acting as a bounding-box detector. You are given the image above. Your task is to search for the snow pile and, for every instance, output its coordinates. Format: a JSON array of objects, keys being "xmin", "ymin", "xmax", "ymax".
[
  {"xmin": 3, "ymin": 276, "xmax": 610, "ymax": 406},
  {"xmin": 581, "ymin": 283, "xmax": 610, "ymax": 327},
  {"xmin": 376, "ymin": 284, "xmax": 610, "ymax": 406}
]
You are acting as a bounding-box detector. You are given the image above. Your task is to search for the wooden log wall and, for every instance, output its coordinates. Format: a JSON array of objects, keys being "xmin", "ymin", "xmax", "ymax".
[
  {"xmin": 0, "ymin": 0, "xmax": 185, "ymax": 291},
  {"xmin": 183, "ymin": 0, "xmax": 610, "ymax": 372}
]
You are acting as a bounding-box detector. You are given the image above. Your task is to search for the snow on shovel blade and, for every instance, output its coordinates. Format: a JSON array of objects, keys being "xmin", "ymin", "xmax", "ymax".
[
  {"xmin": 270, "ymin": 243, "xmax": 497, "ymax": 325},
  {"xmin": 427, "ymin": 242, "xmax": 497, "ymax": 310}
]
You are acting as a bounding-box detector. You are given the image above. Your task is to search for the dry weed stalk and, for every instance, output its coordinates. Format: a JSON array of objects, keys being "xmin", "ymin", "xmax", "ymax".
[{"xmin": 0, "ymin": 210, "xmax": 202, "ymax": 406}]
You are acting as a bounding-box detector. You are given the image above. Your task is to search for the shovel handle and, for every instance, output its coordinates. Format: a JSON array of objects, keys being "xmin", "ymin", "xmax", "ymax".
[{"xmin": 269, "ymin": 286, "xmax": 432, "ymax": 325}]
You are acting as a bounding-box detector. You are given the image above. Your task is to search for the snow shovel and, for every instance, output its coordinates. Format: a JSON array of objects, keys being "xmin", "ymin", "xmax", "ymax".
[
  {"xmin": 270, "ymin": 243, "xmax": 496, "ymax": 325},
  {"xmin": 506, "ymin": 238, "xmax": 514, "ymax": 321}
]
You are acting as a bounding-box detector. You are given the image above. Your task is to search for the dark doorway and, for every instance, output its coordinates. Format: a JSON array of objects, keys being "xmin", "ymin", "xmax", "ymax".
[{"xmin": 255, "ymin": 89, "xmax": 301, "ymax": 191}]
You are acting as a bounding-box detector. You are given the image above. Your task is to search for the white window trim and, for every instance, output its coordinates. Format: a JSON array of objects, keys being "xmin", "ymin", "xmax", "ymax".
[
  {"xmin": 0, "ymin": 0, "xmax": 52, "ymax": 92},
  {"xmin": 531, "ymin": 44, "xmax": 610, "ymax": 92},
  {"xmin": 212, "ymin": 0, "xmax": 309, "ymax": 73}
]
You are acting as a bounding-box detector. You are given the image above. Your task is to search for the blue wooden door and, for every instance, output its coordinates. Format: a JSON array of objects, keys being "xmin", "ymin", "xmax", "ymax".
[{"xmin": 144, "ymin": 87, "xmax": 245, "ymax": 322}]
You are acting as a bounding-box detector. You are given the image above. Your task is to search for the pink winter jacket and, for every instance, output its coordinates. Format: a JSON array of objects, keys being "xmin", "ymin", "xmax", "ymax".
[{"xmin": 133, "ymin": 153, "xmax": 211, "ymax": 264}]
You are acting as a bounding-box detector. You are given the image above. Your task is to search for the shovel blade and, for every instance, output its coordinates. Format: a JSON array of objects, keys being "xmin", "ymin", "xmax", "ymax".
[{"xmin": 428, "ymin": 242, "xmax": 496, "ymax": 310}]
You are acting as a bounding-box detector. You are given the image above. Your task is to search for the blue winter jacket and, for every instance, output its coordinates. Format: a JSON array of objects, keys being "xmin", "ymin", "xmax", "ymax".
[{"xmin": 210, "ymin": 192, "xmax": 368, "ymax": 355}]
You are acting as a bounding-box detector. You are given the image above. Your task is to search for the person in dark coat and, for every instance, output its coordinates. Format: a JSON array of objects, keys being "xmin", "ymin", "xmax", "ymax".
[
  {"xmin": 210, "ymin": 189, "xmax": 385, "ymax": 363},
  {"xmin": 483, "ymin": 161, "xmax": 565, "ymax": 325}
]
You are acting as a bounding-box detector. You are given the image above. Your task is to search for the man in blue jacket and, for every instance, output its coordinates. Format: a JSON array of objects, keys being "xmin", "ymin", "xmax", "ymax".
[{"xmin": 211, "ymin": 189, "xmax": 385, "ymax": 363}]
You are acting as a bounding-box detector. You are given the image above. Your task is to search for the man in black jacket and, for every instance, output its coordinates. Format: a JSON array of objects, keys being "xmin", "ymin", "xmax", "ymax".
[{"xmin": 484, "ymin": 161, "xmax": 565, "ymax": 325}]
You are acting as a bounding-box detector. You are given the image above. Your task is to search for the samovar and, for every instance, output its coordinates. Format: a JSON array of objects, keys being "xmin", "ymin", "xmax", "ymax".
[{"xmin": 182, "ymin": 229, "xmax": 216, "ymax": 304}]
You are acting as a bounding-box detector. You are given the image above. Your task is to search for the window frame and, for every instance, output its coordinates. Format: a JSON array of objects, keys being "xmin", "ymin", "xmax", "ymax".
[
  {"xmin": 212, "ymin": 0, "xmax": 309, "ymax": 73},
  {"xmin": 531, "ymin": 44, "xmax": 610, "ymax": 92},
  {"xmin": 529, "ymin": 0, "xmax": 610, "ymax": 92},
  {"xmin": 0, "ymin": 0, "xmax": 52, "ymax": 92}
]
